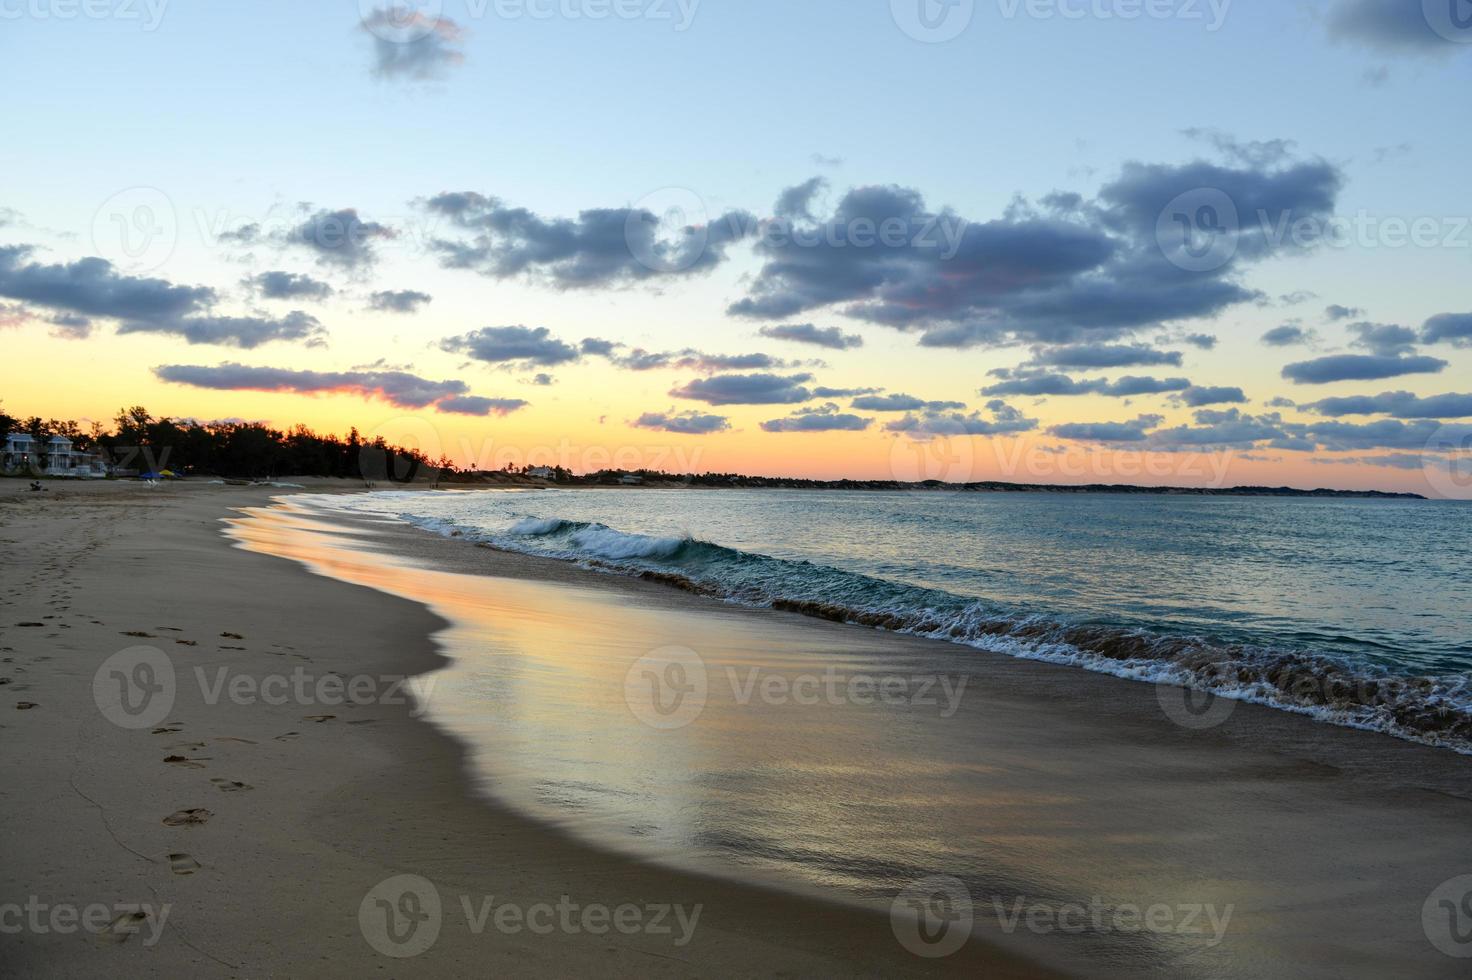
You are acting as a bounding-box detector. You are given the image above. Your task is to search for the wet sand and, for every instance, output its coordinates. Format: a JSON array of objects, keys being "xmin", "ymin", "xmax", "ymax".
[{"xmin": 0, "ymin": 479, "xmax": 1054, "ymax": 978}]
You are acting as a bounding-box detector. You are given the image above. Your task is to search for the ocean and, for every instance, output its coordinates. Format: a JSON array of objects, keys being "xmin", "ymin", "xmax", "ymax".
[{"xmin": 326, "ymin": 487, "xmax": 1472, "ymax": 754}]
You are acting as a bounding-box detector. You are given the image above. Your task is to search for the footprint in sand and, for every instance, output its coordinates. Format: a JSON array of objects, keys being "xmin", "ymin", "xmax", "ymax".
[
  {"xmin": 220, "ymin": 646, "xmax": 245, "ymax": 651},
  {"xmin": 174, "ymin": 640, "xmax": 198, "ymax": 647},
  {"xmin": 273, "ymin": 732, "xmax": 300, "ymax": 741},
  {"xmin": 97, "ymin": 911, "xmax": 150, "ymax": 944},
  {"xmin": 211, "ymin": 778, "xmax": 253, "ymax": 793},
  {"xmin": 15, "ymin": 622, "xmax": 44, "ymax": 628},
  {"xmin": 168, "ymin": 853, "xmax": 201, "ymax": 876},
  {"xmin": 164, "ymin": 755, "xmax": 209, "ymax": 769},
  {"xmin": 121, "ymin": 631, "xmax": 155, "ymax": 638},
  {"xmin": 302, "ymin": 714, "xmax": 335, "ymax": 723},
  {"xmin": 152, "ymin": 724, "xmax": 183, "ymax": 735},
  {"xmin": 156, "ymin": 627, "xmax": 183, "ymax": 632},
  {"xmin": 220, "ymin": 632, "xmax": 244, "ymax": 639},
  {"xmin": 162, "ymin": 808, "xmax": 213, "ymax": 827},
  {"xmin": 214, "ymin": 736, "xmax": 256, "ymax": 745},
  {"xmin": 16, "ymin": 702, "xmax": 37, "ymax": 710}
]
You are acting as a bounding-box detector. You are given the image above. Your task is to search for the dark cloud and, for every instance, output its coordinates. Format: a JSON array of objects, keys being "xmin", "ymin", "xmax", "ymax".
[
  {"xmin": 730, "ymin": 157, "xmax": 1339, "ymax": 349},
  {"xmin": 1048, "ymin": 415, "xmax": 1163, "ymax": 443},
  {"xmin": 812, "ymin": 386, "xmax": 882, "ymax": 398},
  {"xmin": 1326, "ymin": 0, "xmax": 1465, "ymax": 55},
  {"xmin": 1181, "ymin": 385, "xmax": 1247, "ymax": 407},
  {"xmin": 1347, "ymin": 320, "xmax": 1419, "ymax": 356},
  {"xmin": 670, "ymin": 372, "xmax": 814, "ymax": 405},
  {"xmin": 1303, "ymin": 390, "xmax": 1472, "ymax": 419},
  {"xmin": 1262, "ymin": 323, "xmax": 1312, "ymax": 346},
  {"xmin": 1184, "ymin": 333, "xmax": 1218, "ymax": 349},
  {"xmin": 153, "ymin": 363, "xmax": 491, "ymax": 412},
  {"xmin": 441, "ymin": 326, "xmax": 581, "ymax": 367},
  {"xmin": 46, "ymin": 312, "xmax": 93, "ymax": 340},
  {"xmin": 1325, "ymin": 304, "xmax": 1363, "ymax": 321},
  {"xmin": 0, "ymin": 245, "xmax": 213, "ymax": 321},
  {"xmin": 632, "ymin": 410, "xmax": 732, "ymax": 435},
  {"xmin": 1422, "ymin": 312, "xmax": 1472, "ymax": 348},
  {"xmin": 774, "ymin": 177, "xmax": 827, "ymax": 221},
  {"xmin": 1305, "ymin": 418, "xmax": 1457, "ymax": 452},
  {"xmin": 1033, "ymin": 343, "xmax": 1183, "ymax": 370},
  {"xmin": 368, "ymin": 289, "xmax": 432, "ymax": 313},
  {"xmin": 361, "ymin": 8, "xmax": 466, "ymax": 80},
  {"xmin": 1149, "ymin": 409, "xmax": 1288, "ymax": 448},
  {"xmin": 118, "ymin": 311, "xmax": 325, "ymax": 349},
  {"xmin": 1282, "ymin": 353, "xmax": 1447, "ymax": 384},
  {"xmin": 885, "ymin": 400, "xmax": 1038, "ymax": 437},
  {"xmin": 980, "ymin": 372, "xmax": 1190, "ymax": 398},
  {"xmin": 423, "ymin": 191, "xmax": 756, "ymax": 287},
  {"xmin": 851, "ymin": 393, "xmax": 966, "ymax": 412},
  {"xmin": 244, "ymin": 271, "xmax": 334, "ymax": 302},
  {"xmin": 761, "ymin": 404, "xmax": 873, "ymax": 433},
  {"xmin": 290, "ymin": 209, "xmax": 394, "ymax": 269},
  {"xmin": 436, "ymin": 395, "xmax": 529, "ymax": 417},
  {"xmin": 758, "ymin": 322, "xmax": 864, "ymax": 350}
]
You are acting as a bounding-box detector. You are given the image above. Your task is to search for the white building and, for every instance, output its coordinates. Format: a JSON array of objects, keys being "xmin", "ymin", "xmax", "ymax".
[
  {"xmin": 527, "ymin": 466, "xmax": 557, "ymax": 481},
  {"xmin": 618, "ymin": 473, "xmax": 644, "ymax": 486},
  {"xmin": 3, "ymin": 433, "xmax": 106, "ymax": 477}
]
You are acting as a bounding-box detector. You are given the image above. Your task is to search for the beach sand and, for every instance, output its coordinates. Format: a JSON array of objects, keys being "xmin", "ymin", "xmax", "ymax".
[
  {"xmin": 3, "ymin": 479, "xmax": 1471, "ymax": 978},
  {"xmin": 0, "ymin": 479, "xmax": 1054, "ymax": 978}
]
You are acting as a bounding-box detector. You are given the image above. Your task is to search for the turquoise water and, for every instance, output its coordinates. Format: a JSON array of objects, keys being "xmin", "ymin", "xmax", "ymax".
[{"xmin": 330, "ymin": 488, "xmax": 1472, "ymax": 752}]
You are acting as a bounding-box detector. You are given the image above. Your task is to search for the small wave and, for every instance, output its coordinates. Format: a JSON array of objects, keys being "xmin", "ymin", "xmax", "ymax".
[{"xmin": 376, "ymin": 505, "xmax": 1472, "ymax": 756}]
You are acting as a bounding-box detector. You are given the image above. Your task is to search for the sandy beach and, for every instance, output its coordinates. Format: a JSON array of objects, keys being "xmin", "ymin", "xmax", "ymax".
[
  {"xmin": 0, "ymin": 479, "xmax": 1055, "ymax": 978},
  {"xmin": 3, "ymin": 480, "xmax": 1471, "ymax": 978}
]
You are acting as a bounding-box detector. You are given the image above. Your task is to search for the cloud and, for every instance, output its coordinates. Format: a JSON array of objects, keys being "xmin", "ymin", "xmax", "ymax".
[
  {"xmin": 1303, "ymin": 390, "xmax": 1472, "ymax": 419},
  {"xmin": 758, "ymin": 322, "xmax": 863, "ymax": 350},
  {"xmin": 152, "ymin": 362, "xmax": 501, "ymax": 413},
  {"xmin": 46, "ymin": 312, "xmax": 93, "ymax": 340},
  {"xmin": 441, "ymin": 325, "xmax": 581, "ymax": 367},
  {"xmin": 851, "ymin": 393, "xmax": 966, "ymax": 412},
  {"xmin": 1184, "ymin": 333, "xmax": 1218, "ymax": 350},
  {"xmin": 368, "ymin": 289, "xmax": 432, "ymax": 313},
  {"xmin": 980, "ymin": 372, "xmax": 1190, "ymax": 398},
  {"xmin": 632, "ymin": 410, "xmax": 732, "ymax": 435},
  {"xmin": 729, "ymin": 156, "xmax": 1340, "ymax": 349},
  {"xmin": 0, "ymin": 245, "xmax": 213, "ymax": 321},
  {"xmin": 1048, "ymin": 415, "xmax": 1163, "ymax": 443},
  {"xmin": 290, "ymin": 208, "xmax": 394, "ymax": 269},
  {"xmin": 812, "ymin": 386, "xmax": 882, "ymax": 398},
  {"xmin": 118, "ymin": 311, "xmax": 326, "ymax": 349},
  {"xmin": 774, "ymin": 177, "xmax": 827, "ymax": 221},
  {"xmin": 436, "ymin": 395, "xmax": 529, "ymax": 416},
  {"xmin": 1325, "ymin": 0, "xmax": 1465, "ymax": 55},
  {"xmin": 1262, "ymin": 323, "xmax": 1312, "ymax": 346},
  {"xmin": 1149, "ymin": 408, "xmax": 1289, "ymax": 448},
  {"xmin": 1282, "ymin": 353, "xmax": 1447, "ymax": 384},
  {"xmin": 1325, "ymin": 303, "xmax": 1363, "ymax": 321},
  {"xmin": 423, "ymin": 191, "xmax": 756, "ymax": 288},
  {"xmin": 1347, "ymin": 320, "xmax": 1419, "ymax": 356},
  {"xmin": 761, "ymin": 404, "xmax": 872, "ymax": 433},
  {"xmin": 362, "ymin": 8, "xmax": 466, "ymax": 80},
  {"xmin": 1422, "ymin": 312, "xmax": 1472, "ymax": 348},
  {"xmin": 244, "ymin": 271, "xmax": 334, "ymax": 302},
  {"xmin": 671, "ymin": 372, "xmax": 814, "ymax": 405},
  {"xmin": 885, "ymin": 400, "xmax": 1038, "ymax": 437},
  {"xmin": 1032, "ymin": 343, "xmax": 1184, "ymax": 370},
  {"xmin": 1181, "ymin": 385, "xmax": 1247, "ymax": 407}
]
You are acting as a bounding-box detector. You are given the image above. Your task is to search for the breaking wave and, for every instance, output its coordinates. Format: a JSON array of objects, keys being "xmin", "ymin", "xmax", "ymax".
[{"xmin": 394, "ymin": 507, "xmax": 1472, "ymax": 755}]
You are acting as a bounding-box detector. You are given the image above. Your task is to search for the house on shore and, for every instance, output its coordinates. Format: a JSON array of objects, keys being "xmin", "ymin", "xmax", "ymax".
[{"xmin": 2, "ymin": 433, "xmax": 107, "ymax": 477}]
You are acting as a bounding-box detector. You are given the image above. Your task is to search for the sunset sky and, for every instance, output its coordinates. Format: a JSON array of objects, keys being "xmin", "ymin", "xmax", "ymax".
[{"xmin": 2, "ymin": 0, "xmax": 1470, "ymax": 495}]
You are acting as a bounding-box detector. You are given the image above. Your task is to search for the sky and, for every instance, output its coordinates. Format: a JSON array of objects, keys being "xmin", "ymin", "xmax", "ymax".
[{"xmin": 1, "ymin": 0, "xmax": 1470, "ymax": 496}]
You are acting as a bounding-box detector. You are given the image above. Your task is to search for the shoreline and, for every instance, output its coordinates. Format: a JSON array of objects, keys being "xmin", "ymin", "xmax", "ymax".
[
  {"xmin": 236, "ymin": 489, "xmax": 1472, "ymax": 977},
  {"xmin": 0, "ymin": 479, "xmax": 1056, "ymax": 977}
]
